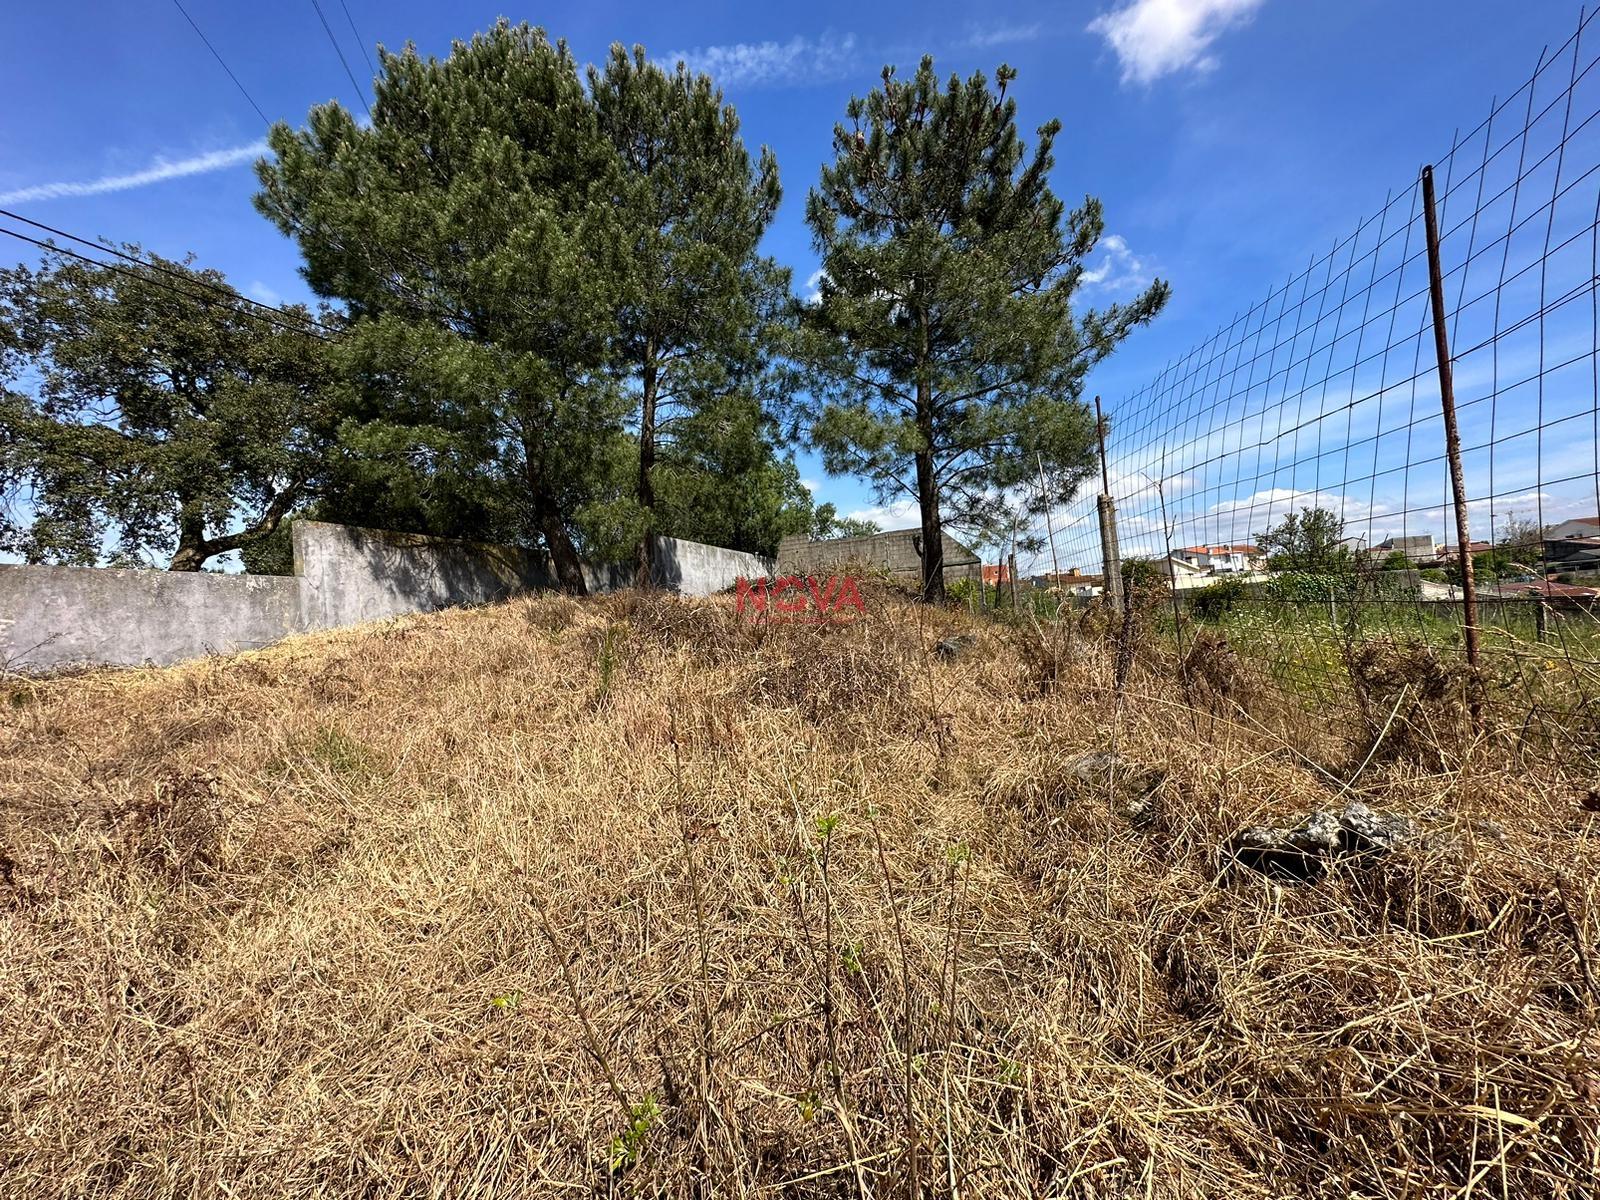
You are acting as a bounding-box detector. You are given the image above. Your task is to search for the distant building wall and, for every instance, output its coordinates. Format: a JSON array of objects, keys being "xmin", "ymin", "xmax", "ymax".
[
  {"xmin": 1548, "ymin": 517, "xmax": 1600, "ymax": 540},
  {"xmin": 1369, "ymin": 534, "xmax": 1435, "ymax": 560},
  {"xmin": 776, "ymin": 528, "xmax": 981, "ymax": 585},
  {"xmin": 0, "ymin": 521, "xmax": 772, "ymax": 673}
]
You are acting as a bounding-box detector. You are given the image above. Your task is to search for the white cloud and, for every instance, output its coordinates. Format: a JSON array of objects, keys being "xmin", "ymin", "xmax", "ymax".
[
  {"xmin": 961, "ymin": 23, "xmax": 1043, "ymax": 49},
  {"xmin": 668, "ymin": 33, "xmax": 858, "ymax": 88},
  {"xmin": 1087, "ymin": 0, "xmax": 1265, "ymax": 85},
  {"xmin": 247, "ymin": 281, "xmax": 282, "ymax": 307},
  {"xmin": 0, "ymin": 140, "xmax": 268, "ymax": 206},
  {"xmin": 846, "ymin": 500, "xmax": 920, "ymax": 529},
  {"xmin": 803, "ymin": 268, "xmax": 827, "ymax": 305},
  {"xmin": 799, "ymin": 477, "xmax": 819, "ymax": 494},
  {"xmin": 1079, "ymin": 234, "xmax": 1155, "ymax": 296}
]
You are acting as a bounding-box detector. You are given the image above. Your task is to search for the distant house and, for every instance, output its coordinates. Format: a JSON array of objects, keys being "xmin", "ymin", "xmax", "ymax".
[
  {"xmin": 1548, "ymin": 516, "xmax": 1600, "ymax": 541},
  {"xmin": 1436, "ymin": 540, "xmax": 1493, "ymax": 561},
  {"xmin": 1545, "ymin": 536, "xmax": 1600, "ymax": 573},
  {"xmin": 1030, "ymin": 568, "xmax": 1104, "ymax": 597},
  {"xmin": 776, "ymin": 528, "xmax": 981, "ymax": 586},
  {"xmin": 1160, "ymin": 555, "xmax": 1214, "ymax": 591},
  {"xmin": 1172, "ymin": 544, "xmax": 1265, "ymax": 574},
  {"xmin": 1368, "ymin": 534, "xmax": 1434, "ymax": 563}
]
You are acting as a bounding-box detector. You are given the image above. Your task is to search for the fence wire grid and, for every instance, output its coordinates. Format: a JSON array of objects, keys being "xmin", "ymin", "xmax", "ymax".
[{"xmin": 1041, "ymin": 8, "xmax": 1600, "ymax": 749}]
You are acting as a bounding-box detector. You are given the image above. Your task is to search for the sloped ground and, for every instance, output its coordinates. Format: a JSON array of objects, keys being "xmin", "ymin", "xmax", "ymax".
[{"xmin": 1, "ymin": 587, "xmax": 1596, "ymax": 1198}]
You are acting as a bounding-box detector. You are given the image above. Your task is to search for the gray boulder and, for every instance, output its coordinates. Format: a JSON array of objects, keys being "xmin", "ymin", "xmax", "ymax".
[
  {"xmin": 935, "ymin": 634, "xmax": 977, "ymax": 660},
  {"xmin": 1230, "ymin": 801, "xmax": 1416, "ymax": 882},
  {"xmin": 1065, "ymin": 751, "xmax": 1165, "ymax": 826}
]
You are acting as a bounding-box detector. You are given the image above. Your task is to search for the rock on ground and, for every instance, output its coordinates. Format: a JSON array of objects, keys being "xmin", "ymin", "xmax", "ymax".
[{"xmin": 1230, "ymin": 800, "xmax": 1416, "ymax": 882}]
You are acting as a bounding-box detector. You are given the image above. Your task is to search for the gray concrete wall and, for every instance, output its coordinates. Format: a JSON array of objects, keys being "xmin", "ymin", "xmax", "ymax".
[
  {"xmin": 0, "ymin": 564, "xmax": 302, "ymax": 671},
  {"xmin": 294, "ymin": 523, "xmax": 765, "ymax": 629},
  {"xmin": 294, "ymin": 521, "xmax": 563, "ymax": 631},
  {"xmin": 777, "ymin": 528, "xmax": 981, "ymax": 584},
  {"xmin": 0, "ymin": 521, "xmax": 774, "ymax": 673},
  {"xmin": 651, "ymin": 535, "xmax": 773, "ymax": 594}
]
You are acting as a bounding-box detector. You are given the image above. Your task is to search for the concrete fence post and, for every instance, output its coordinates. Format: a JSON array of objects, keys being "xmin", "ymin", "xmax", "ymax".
[{"xmin": 1095, "ymin": 397, "xmax": 1124, "ymax": 610}]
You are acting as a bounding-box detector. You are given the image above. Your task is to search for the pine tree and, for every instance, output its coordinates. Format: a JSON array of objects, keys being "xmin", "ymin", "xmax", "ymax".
[
  {"xmin": 799, "ymin": 58, "xmax": 1169, "ymax": 601},
  {"xmin": 255, "ymin": 22, "xmax": 628, "ymax": 591},
  {"xmin": 589, "ymin": 45, "xmax": 786, "ymax": 583}
]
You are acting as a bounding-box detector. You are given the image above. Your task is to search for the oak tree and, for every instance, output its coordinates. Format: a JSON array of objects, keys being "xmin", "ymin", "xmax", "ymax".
[{"xmin": 0, "ymin": 249, "xmax": 331, "ymax": 570}]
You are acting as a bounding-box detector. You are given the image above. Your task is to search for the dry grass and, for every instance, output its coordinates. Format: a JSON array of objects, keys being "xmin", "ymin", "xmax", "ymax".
[{"xmin": 1, "ymin": 588, "xmax": 1597, "ymax": 1197}]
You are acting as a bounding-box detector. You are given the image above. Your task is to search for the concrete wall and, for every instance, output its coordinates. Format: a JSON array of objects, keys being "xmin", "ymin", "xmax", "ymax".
[
  {"xmin": 294, "ymin": 521, "xmax": 564, "ymax": 631},
  {"xmin": 652, "ymin": 534, "xmax": 774, "ymax": 594},
  {"xmin": 0, "ymin": 564, "xmax": 302, "ymax": 671},
  {"xmin": 777, "ymin": 528, "xmax": 981, "ymax": 584},
  {"xmin": 0, "ymin": 521, "xmax": 772, "ymax": 673}
]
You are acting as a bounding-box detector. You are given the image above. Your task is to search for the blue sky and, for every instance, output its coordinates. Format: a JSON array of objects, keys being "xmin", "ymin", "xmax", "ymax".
[{"xmin": 2, "ymin": 0, "xmax": 1594, "ymax": 571}]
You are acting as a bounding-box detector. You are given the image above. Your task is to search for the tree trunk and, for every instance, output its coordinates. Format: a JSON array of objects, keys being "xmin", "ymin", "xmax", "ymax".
[
  {"xmin": 521, "ymin": 424, "xmax": 587, "ymax": 596},
  {"xmin": 168, "ymin": 503, "xmax": 210, "ymax": 571},
  {"xmin": 543, "ymin": 513, "xmax": 588, "ymax": 596},
  {"xmin": 529, "ymin": 479, "xmax": 586, "ymax": 595},
  {"xmin": 914, "ymin": 308, "xmax": 945, "ymax": 604},
  {"xmin": 168, "ymin": 489, "xmax": 300, "ymax": 572},
  {"xmin": 912, "ymin": 365, "xmax": 947, "ymax": 600},
  {"xmin": 634, "ymin": 348, "xmax": 658, "ymax": 588},
  {"xmin": 915, "ymin": 448, "xmax": 945, "ymax": 603}
]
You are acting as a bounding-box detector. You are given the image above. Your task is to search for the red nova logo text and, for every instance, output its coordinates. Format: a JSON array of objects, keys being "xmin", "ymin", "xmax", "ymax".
[{"xmin": 735, "ymin": 575, "xmax": 866, "ymax": 622}]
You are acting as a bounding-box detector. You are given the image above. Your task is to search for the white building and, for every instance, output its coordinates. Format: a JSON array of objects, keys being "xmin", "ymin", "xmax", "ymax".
[{"xmin": 1171, "ymin": 544, "xmax": 1266, "ymax": 574}]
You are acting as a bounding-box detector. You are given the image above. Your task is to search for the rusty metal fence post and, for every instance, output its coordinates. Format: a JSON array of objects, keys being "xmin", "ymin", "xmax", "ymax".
[{"xmin": 1421, "ymin": 163, "xmax": 1484, "ymax": 732}]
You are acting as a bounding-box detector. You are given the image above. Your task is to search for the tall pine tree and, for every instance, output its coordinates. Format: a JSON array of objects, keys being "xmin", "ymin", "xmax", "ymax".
[
  {"xmin": 255, "ymin": 22, "xmax": 627, "ymax": 591},
  {"xmin": 589, "ymin": 45, "xmax": 786, "ymax": 584},
  {"xmin": 799, "ymin": 59, "xmax": 1168, "ymax": 600}
]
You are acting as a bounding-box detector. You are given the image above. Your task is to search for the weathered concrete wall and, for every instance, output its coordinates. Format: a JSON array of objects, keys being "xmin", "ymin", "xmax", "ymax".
[
  {"xmin": 777, "ymin": 528, "xmax": 981, "ymax": 584},
  {"xmin": 652, "ymin": 534, "xmax": 773, "ymax": 594},
  {"xmin": 0, "ymin": 521, "xmax": 773, "ymax": 673},
  {"xmin": 0, "ymin": 563, "xmax": 302, "ymax": 671},
  {"xmin": 295, "ymin": 523, "xmax": 764, "ymax": 629},
  {"xmin": 294, "ymin": 521, "xmax": 563, "ymax": 631}
]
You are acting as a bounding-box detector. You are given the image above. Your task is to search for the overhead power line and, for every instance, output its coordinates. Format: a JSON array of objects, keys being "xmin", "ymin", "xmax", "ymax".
[
  {"xmin": 0, "ymin": 206, "xmax": 340, "ymax": 338},
  {"xmin": 337, "ymin": 0, "xmax": 378, "ymax": 77},
  {"xmin": 170, "ymin": 0, "xmax": 271, "ymax": 127},
  {"xmin": 0, "ymin": 223, "xmax": 334, "ymax": 344},
  {"xmin": 309, "ymin": 0, "xmax": 374, "ymax": 120}
]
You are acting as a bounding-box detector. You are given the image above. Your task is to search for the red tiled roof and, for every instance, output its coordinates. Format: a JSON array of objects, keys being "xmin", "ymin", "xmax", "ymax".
[{"xmin": 1500, "ymin": 580, "xmax": 1599, "ymax": 599}]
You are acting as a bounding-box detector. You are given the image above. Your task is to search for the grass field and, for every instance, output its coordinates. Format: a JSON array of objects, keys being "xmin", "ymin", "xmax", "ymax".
[
  {"xmin": 2, "ymin": 585, "xmax": 1598, "ymax": 1197},
  {"xmin": 1156, "ymin": 595, "xmax": 1600, "ymax": 754}
]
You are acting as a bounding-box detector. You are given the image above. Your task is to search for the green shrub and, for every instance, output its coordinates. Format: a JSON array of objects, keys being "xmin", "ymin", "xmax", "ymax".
[
  {"xmin": 1265, "ymin": 571, "xmax": 1350, "ymax": 605},
  {"xmin": 1189, "ymin": 577, "xmax": 1247, "ymax": 620}
]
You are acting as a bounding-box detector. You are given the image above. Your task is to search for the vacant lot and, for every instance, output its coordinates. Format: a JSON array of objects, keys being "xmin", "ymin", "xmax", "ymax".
[{"xmin": 2, "ymin": 588, "xmax": 1596, "ymax": 1197}]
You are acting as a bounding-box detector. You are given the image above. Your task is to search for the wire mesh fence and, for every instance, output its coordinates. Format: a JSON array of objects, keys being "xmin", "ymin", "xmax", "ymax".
[{"xmin": 1044, "ymin": 8, "xmax": 1600, "ymax": 753}]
